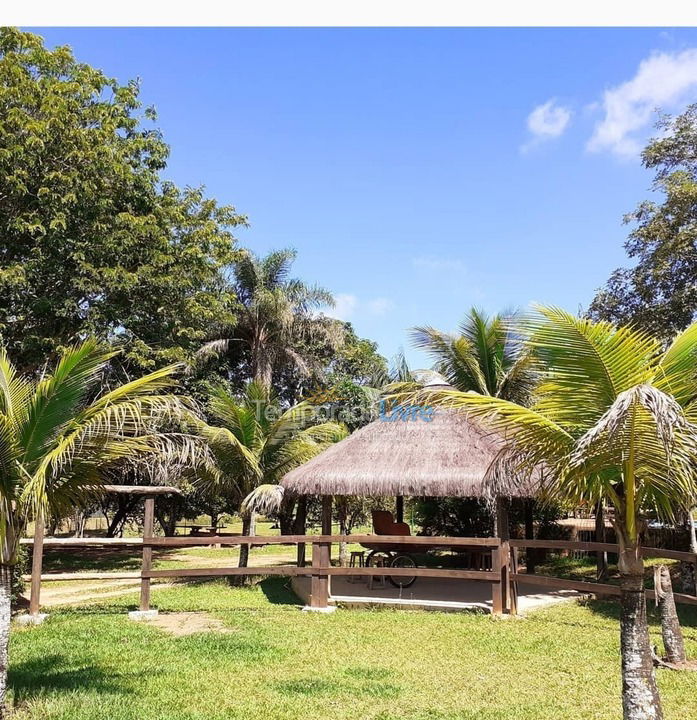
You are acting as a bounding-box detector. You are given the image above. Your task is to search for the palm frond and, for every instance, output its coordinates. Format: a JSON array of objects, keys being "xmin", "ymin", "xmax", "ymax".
[
  {"xmin": 653, "ymin": 320, "xmax": 697, "ymax": 406},
  {"xmin": 19, "ymin": 340, "xmax": 116, "ymax": 466},
  {"xmin": 566, "ymin": 384, "xmax": 697, "ymax": 532},
  {"xmin": 0, "ymin": 348, "xmax": 30, "ymax": 418},
  {"xmin": 241, "ymin": 484, "xmax": 285, "ymax": 516},
  {"xmin": 525, "ymin": 305, "xmax": 660, "ymax": 433}
]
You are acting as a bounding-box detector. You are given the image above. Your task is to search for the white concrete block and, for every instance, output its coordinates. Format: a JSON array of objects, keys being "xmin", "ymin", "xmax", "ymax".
[
  {"xmin": 15, "ymin": 613, "xmax": 48, "ymax": 626},
  {"xmin": 301, "ymin": 605, "xmax": 336, "ymax": 614}
]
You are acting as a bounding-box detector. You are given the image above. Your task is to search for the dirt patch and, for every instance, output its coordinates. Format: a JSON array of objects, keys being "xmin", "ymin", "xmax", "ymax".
[{"xmin": 145, "ymin": 611, "xmax": 233, "ymax": 636}]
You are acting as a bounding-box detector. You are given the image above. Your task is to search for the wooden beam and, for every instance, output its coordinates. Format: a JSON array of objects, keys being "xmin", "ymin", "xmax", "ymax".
[
  {"xmin": 321, "ymin": 496, "xmax": 333, "ymax": 534},
  {"xmin": 143, "ymin": 534, "xmax": 502, "ymax": 548},
  {"xmin": 512, "ymin": 572, "xmax": 620, "ymax": 595},
  {"xmin": 20, "ymin": 537, "xmax": 143, "ymax": 547},
  {"xmin": 102, "ymin": 485, "xmax": 181, "ymax": 496},
  {"xmin": 24, "ymin": 572, "xmax": 141, "ymax": 582},
  {"xmin": 395, "ymin": 496, "xmax": 404, "ymax": 524},
  {"xmin": 142, "ymin": 566, "xmax": 498, "ymax": 581},
  {"xmin": 139, "ymin": 496, "xmax": 155, "ymax": 611},
  {"xmin": 510, "ymin": 539, "xmax": 619, "ymax": 553},
  {"xmin": 145, "ymin": 566, "xmax": 313, "ymax": 578}
]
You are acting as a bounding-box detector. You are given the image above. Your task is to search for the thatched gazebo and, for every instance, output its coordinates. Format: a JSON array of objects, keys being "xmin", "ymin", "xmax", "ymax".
[{"xmin": 281, "ymin": 402, "xmax": 540, "ymax": 539}]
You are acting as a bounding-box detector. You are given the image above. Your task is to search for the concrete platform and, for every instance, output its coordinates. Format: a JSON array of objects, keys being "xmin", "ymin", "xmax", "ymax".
[{"xmin": 291, "ymin": 575, "xmax": 579, "ymax": 614}]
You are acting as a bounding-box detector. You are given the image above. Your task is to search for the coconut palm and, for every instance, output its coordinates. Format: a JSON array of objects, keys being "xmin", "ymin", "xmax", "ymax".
[
  {"xmin": 0, "ymin": 340, "xmax": 201, "ymax": 713},
  {"xmin": 410, "ymin": 307, "xmax": 535, "ymax": 404},
  {"xmin": 417, "ymin": 306, "xmax": 697, "ymax": 720},
  {"xmin": 197, "ymin": 382, "xmax": 347, "ymax": 567},
  {"xmin": 196, "ymin": 248, "xmax": 338, "ymax": 392}
]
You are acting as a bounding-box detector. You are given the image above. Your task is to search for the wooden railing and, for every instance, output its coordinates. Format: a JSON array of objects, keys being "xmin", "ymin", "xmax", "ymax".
[
  {"xmin": 509, "ymin": 539, "xmax": 697, "ymax": 607},
  {"xmin": 141, "ymin": 534, "xmax": 507, "ymax": 612},
  {"xmin": 22, "ymin": 528, "xmax": 697, "ymax": 617}
]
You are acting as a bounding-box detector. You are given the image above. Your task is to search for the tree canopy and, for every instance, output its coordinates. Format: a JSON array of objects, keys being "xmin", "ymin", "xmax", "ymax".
[
  {"xmin": 589, "ymin": 105, "xmax": 697, "ymax": 343},
  {"xmin": 0, "ymin": 28, "xmax": 244, "ymax": 373}
]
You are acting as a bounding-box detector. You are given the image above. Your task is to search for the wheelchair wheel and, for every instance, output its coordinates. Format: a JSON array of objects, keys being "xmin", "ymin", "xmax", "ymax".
[{"xmin": 388, "ymin": 553, "xmax": 417, "ymax": 588}]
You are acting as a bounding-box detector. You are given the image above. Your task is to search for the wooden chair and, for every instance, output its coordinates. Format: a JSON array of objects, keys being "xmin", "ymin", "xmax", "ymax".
[{"xmin": 371, "ymin": 510, "xmax": 411, "ymax": 538}]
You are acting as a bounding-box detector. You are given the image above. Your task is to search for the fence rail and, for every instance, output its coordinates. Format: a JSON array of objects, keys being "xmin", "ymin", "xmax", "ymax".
[{"xmin": 24, "ymin": 518, "xmax": 697, "ymax": 617}]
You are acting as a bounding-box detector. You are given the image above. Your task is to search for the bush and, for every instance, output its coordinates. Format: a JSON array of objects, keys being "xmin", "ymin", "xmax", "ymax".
[{"xmin": 11, "ymin": 543, "xmax": 28, "ymax": 609}]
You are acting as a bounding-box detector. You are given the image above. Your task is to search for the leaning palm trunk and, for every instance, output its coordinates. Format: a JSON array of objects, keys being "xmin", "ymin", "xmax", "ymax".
[
  {"xmin": 0, "ymin": 565, "xmax": 11, "ymax": 716},
  {"xmin": 238, "ymin": 513, "xmax": 252, "ymax": 568},
  {"xmin": 655, "ymin": 565, "xmax": 687, "ymax": 665},
  {"xmin": 618, "ymin": 544, "xmax": 663, "ymax": 720},
  {"xmin": 682, "ymin": 509, "xmax": 697, "ymax": 595}
]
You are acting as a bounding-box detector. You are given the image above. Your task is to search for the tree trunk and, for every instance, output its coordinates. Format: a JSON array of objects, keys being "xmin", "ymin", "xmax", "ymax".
[
  {"xmin": 680, "ymin": 508, "xmax": 697, "ymax": 595},
  {"xmin": 278, "ymin": 497, "xmax": 296, "ymax": 535},
  {"xmin": 0, "ymin": 565, "xmax": 12, "ymax": 717},
  {"xmin": 596, "ymin": 501, "xmax": 608, "ymax": 581},
  {"xmin": 238, "ymin": 512, "xmax": 255, "ymax": 568},
  {"xmin": 72, "ymin": 510, "xmax": 87, "ymax": 538},
  {"xmin": 155, "ymin": 509, "xmax": 177, "ymax": 537},
  {"xmin": 252, "ymin": 346, "xmax": 273, "ymax": 393},
  {"xmin": 654, "ymin": 565, "xmax": 687, "ymax": 664},
  {"xmin": 619, "ymin": 569, "xmax": 663, "ymax": 720}
]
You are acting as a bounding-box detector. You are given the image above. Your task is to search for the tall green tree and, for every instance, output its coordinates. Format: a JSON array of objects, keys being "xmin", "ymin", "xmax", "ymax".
[
  {"xmin": 0, "ymin": 340, "xmax": 201, "ymax": 714},
  {"xmin": 197, "ymin": 382, "xmax": 347, "ymax": 567},
  {"xmin": 0, "ymin": 28, "xmax": 243, "ymax": 373},
  {"xmin": 195, "ymin": 249, "xmax": 337, "ymax": 394},
  {"xmin": 410, "ymin": 307, "xmax": 535, "ymax": 404},
  {"xmin": 421, "ymin": 307, "xmax": 697, "ymax": 720},
  {"xmin": 590, "ymin": 105, "xmax": 697, "ymax": 343}
]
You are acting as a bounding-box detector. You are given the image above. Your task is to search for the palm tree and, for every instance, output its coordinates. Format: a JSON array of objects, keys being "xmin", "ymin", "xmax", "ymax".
[
  {"xmin": 197, "ymin": 249, "xmax": 338, "ymax": 392},
  {"xmin": 198, "ymin": 382, "xmax": 347, "ymax": 567},
  {"xmin": 417, "ymin": 306, "xmax": 697, "ymax": 720},
  {"xmin": 0, "ymin": 340, "xmax": 200, "ymax": 713},
  {"xmin": 410, "ymin": 307, "xmax": 535, "ymax": 403}
]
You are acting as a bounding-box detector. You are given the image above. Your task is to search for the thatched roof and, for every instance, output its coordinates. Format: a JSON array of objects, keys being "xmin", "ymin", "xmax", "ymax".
[{"xmin": 281, "ymin": 406, "xmax": 540, "ymax": 499}]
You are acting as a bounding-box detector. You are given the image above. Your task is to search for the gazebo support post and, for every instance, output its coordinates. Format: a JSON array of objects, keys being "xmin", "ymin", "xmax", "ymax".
[
  {"xmin": 395, "ymin": 496, "xmax": 404, "ymax": 524},
  {"xmin": 492, "ymin": 496, "xmax": 513, "ymax": 615},
  {"xmin": 524, "ymin": 499, "xmax": 536, "ymax": 574},
  {"xmin": 306, "ymin": 495, "xmax": 333, "ymax": 612},
  {"xmin": 295, "ymin": 497, "xmax": 307, "ymax": 567}
]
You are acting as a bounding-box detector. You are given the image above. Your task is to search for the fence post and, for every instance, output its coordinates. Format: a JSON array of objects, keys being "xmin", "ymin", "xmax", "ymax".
[
  {"xmin": 29, "ymin": 513, "xmax": 45, "ymax": 617},
  {"xmin": 492, "ymin": 496, "xmax": 511, "ymax": 614},
  {"xmin": 491, "ymin": 540, "xmax": 507, "ymax": 615},
  {"xmin": 310, "ymin": 540, "xmax": 330, "ymax": 609},
  {"xmin": 139, "ymin": 496, "xmax": 155, "ymax": 612}
]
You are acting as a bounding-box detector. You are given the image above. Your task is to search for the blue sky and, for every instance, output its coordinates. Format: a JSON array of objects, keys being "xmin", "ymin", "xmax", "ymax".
[{"xmin": 29, "ymin": 28, "xmax": 697, "ymax": 366}]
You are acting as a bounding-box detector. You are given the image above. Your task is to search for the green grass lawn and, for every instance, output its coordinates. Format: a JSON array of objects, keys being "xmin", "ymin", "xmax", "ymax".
[{"xmin": 8, "ymin": 578, "xmax": 697, "ymax": 720}]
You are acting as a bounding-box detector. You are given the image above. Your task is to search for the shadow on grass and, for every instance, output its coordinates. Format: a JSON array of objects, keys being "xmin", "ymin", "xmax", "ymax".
[
  {"xmin": 258, "ymin": 577, "xmax": 302, "ymax": 606},
  {"xmin": 583, "ymin": 597, "xmax": 697, "ymax": 629},
  {"xmin": 9, "ymin": 654, "xmax": 136, "ymax": 704}
]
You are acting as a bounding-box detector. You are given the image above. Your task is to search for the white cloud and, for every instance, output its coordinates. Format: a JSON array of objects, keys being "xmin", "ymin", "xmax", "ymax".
[
  {"xmin": 327, "ymin": 294, "xmax": 394, "ymax": 321},
  {"xmin": 412, "ymin": 256, "xmax": 466, "ymax": 273},
  {"xmin": 527, "ymin": 99, "xmax": 572, "ymax": 138},
  {"xmin": 588, "ymin": 49, "xmax": 697, "ymax": 157},
  {"xmin": 330, "ymin": 293, "xmax": 358, "ymax": 320},
  {"xmin": 521, "ymin": 99, "xmax": 572, "ymax": 152},
  {"xmin": 366, "ymin": 297, "xmax": 394, "ymax": 316}
]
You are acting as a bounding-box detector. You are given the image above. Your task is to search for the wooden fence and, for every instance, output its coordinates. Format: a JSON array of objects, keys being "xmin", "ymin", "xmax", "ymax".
[{"xmin": 22, "ymin": 508, "xmax": 697, "ymax": 617}]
